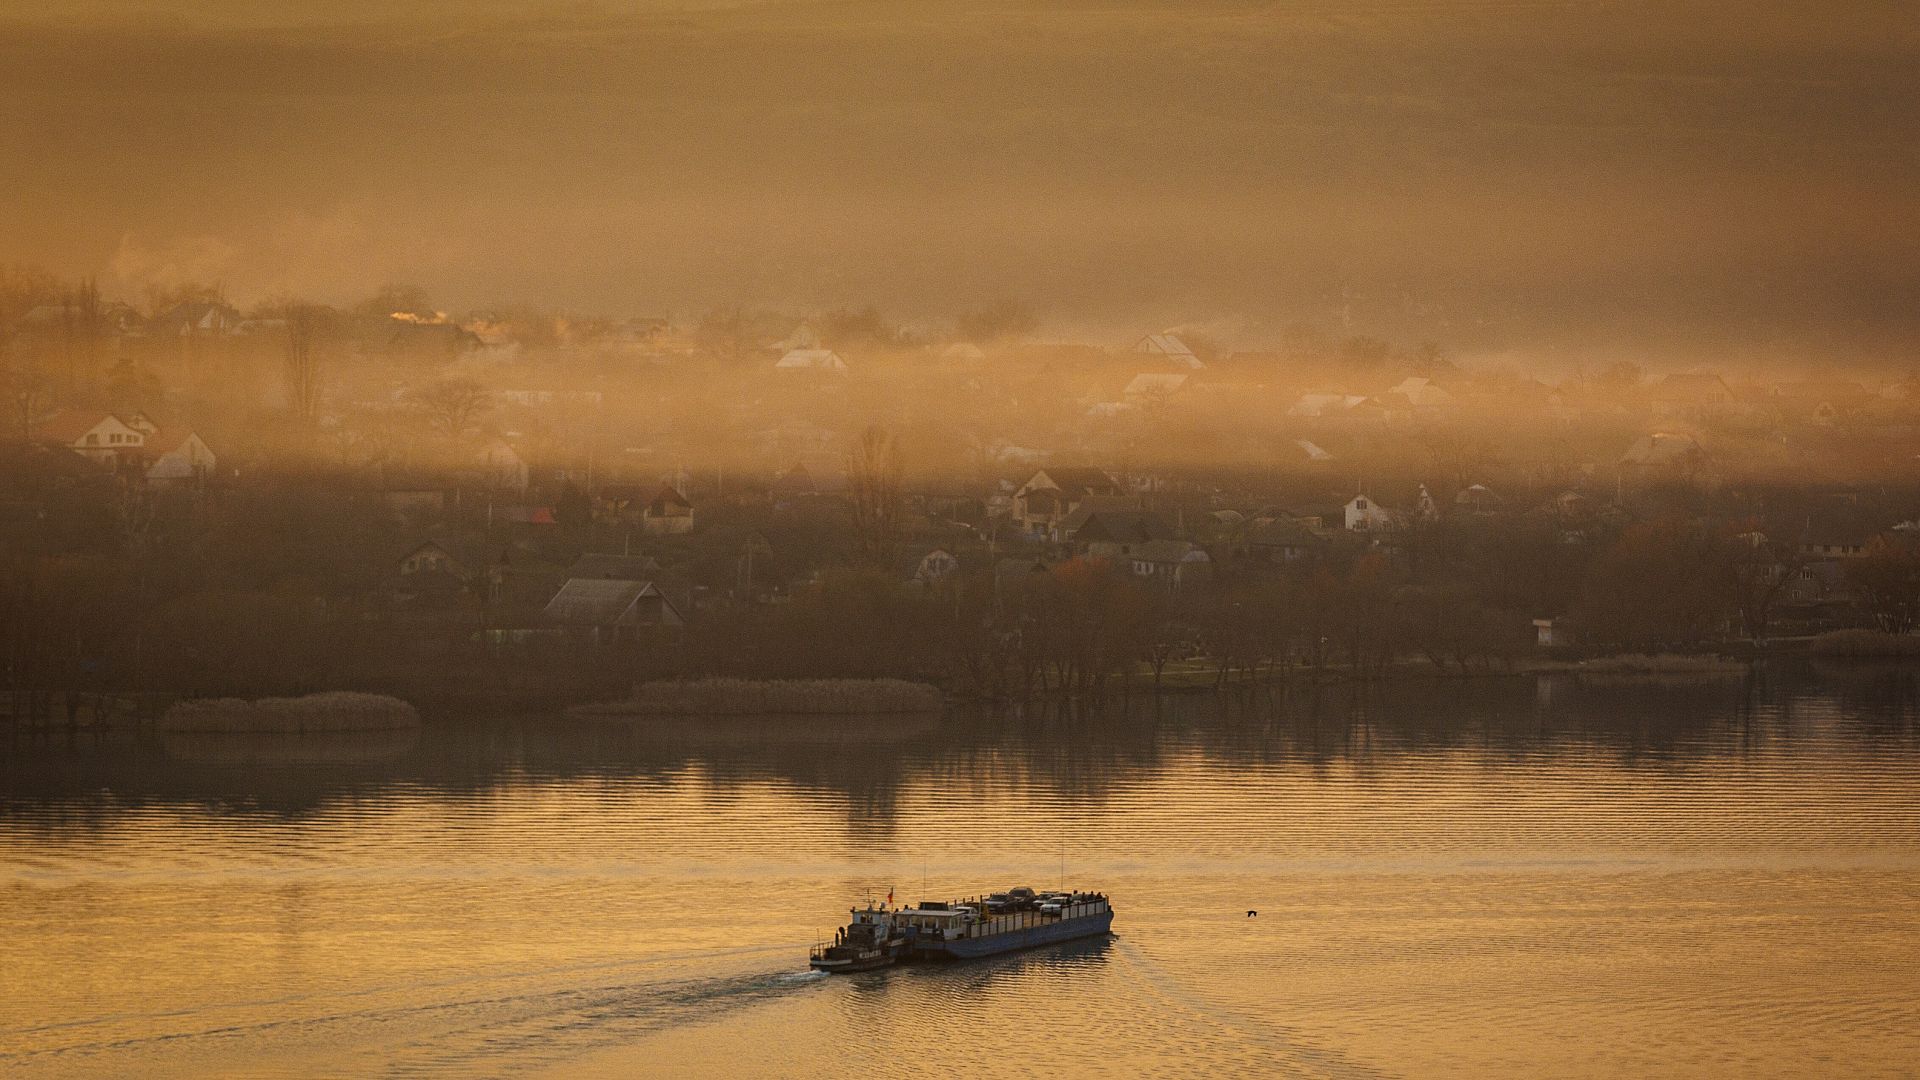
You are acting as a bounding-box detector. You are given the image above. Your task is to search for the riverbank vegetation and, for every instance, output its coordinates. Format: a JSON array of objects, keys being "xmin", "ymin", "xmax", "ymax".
[
  {"xmin": 160, "ymin": 692, "xmax": 419, "ymax": 734},
  {"xmin": 572, "ymin": 678, "xmax": 943, "ymax": 717},
  {"xmin": 1809, "ymin": 630, "xmax": 1920, "ymax": 660}
]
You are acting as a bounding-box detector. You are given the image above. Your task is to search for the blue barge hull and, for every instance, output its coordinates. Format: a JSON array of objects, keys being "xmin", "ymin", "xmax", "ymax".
[{"xmin": 914, "ymin": 910, "xmax": 1114, "ymax": 960}]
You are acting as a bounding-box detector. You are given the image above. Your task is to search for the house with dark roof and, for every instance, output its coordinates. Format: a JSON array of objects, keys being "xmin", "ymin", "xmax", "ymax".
[
  {"xmin": 1241, "ymin": 516, "xmax": 1327, "ymax": 564},
  {"xmin": 1073, "ymin": 510, "xmax": 1176, "ymax": 559},
  {"xmin": 1012, "ymin": 467, "xmax": 1124, "ymax": 537},
  {"xmin": 541, "ymin": 577, "xmax": 686, "ymax": 644},
  {"xmin": 643, "ymin": 484, "xmax": 694, "ymax": 534},
  {"xmin": 1126, "ymin": 539, "xmax": 1212, "ymax": 593}
]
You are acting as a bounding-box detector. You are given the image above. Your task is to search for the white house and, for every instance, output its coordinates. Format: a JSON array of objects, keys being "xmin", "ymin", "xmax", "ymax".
[
  {"xmin": 1345, "ymin": 494, "xmax": 1399, "ymax": 532},
  {"xmin": 774, "ymin": 348, "xmax": 849, "ymax": 373},
  {"xmin": 144, "ymin": 429, "xmax": 216, "ymax": 486},
  {"xmin": 36, "ymin": 410, "xmax": 147, "ymax": 463}
]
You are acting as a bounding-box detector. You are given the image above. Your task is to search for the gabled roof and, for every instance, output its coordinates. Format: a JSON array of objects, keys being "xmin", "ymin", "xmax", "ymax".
[
  {"xmin": 1057, "ymin": 494, "xmax": 1145, "ymax": 535},
  {"xmin": 774, "ymin": 348, "xmax": 848, "ymax": 372},
  {"xmin": 646, "ymin": 484, "xmax": 693, "ymax": 513},
  {"xmin": 1134, "ymin": 334, "xmax": 1202, "ymax": 367},
  {"xmin": 542, "ymin": 577, "xmax": 679, "ymax": 626},
  {"xmin": 1021, "ymin": 467, "xmax": 1119, "ymax": 499}
]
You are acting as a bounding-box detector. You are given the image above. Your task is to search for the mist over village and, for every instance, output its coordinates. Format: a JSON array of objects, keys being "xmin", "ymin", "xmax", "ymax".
[{"xmin": 7, "ymin": 268, "xmax": 1920, "ymax": 712}]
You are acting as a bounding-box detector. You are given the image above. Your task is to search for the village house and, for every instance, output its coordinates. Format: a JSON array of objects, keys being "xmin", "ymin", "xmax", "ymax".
[
  {"xmin": 1128, "ymin": 539, "xmax": 1212, "ymax": 593},
  {"xmin": 1345, "ymin": 494, "xmax": 1400, "ymax": 532},
  {"xmin": 142, "ymin": 428, "xmax": 217, "ymax": 487},
  {"xmin": 541, "ymin": 577, "xmax": 686, "ymax": 645},
  {"xmin": 1288, "ymin": 393, "xmax": 1386, "ymax": 425},
  {"xmin": 1453, "ymin": 484, "xmax": 1505, "ymax": 514},
  {"xmin": 1240, "ymin": 515, "xmax": 1327, "ymax": 564},
  {"xmin": 642, "ymin": 484, "xmax": 695, "ymax": 535},
  {"xmin": 1381, "ymin": 376, "xmax": 1457, "ymax": 421},
  {"xmin": 1134, "ymin": 333, "xmax": 1204, "ymax": 370},
  {"xmin": 390, "ymin": 538, "xmax": 491, "ymax": 609},
  {"xmin": 34, "ymin": 410, "xmax": 148, "ymax": 463},
  {"xmin": 1011, "ymin": 467, "xmax": 1126, "ymax": 537},
  {"xmin": 1072, "ymin": 510, "xmax": 1176, "ymax": 559},
  {"xmin": 774, "ymin": 348, "xmax": 849, "ymax": 373},
  {"xmin": 907, "ymin": 547, "xmax": 962, "ymax": 588}
]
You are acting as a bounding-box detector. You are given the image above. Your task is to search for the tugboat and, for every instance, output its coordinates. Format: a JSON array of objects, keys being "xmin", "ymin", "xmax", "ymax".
[
  {"xmin": 808, "ymin": 901, "xmax": 909, "ymax": 972},
  {"xmin": 810, "ymin": 886, "xmax": 1114, "ymax": 972}
]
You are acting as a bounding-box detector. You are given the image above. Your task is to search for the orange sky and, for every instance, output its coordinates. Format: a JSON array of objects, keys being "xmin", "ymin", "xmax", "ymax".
[{"xmin": 2, "ymin": 1, "xmax": 1916, "ymax": 360}]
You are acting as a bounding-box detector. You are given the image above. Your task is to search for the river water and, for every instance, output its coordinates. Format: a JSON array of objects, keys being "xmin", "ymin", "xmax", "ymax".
[{"xmin": 4, "ymin": 667, "xmax": 1919, "ymax": 1078}]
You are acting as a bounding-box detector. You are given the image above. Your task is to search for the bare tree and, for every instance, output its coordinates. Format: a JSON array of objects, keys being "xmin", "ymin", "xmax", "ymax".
[
  {"xmin": 285, "ymin": 304, "xmax": 322, "ymax": 423},
  {"xmin": 6, "ymin": 368, "xmax": 52, "ymax": 438},
  {"xmin": 408, "ymin": 378, "xmax": 492, "ymax": 437},
  {"xmin": 848, "ymin": 425, "xmax": 903, "ymax": 569}
]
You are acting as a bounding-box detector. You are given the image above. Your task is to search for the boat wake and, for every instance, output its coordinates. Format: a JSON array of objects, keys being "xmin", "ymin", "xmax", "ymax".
[
  {"xmin": 1, "ymin": 951, "xmax": 835, "ymax": 1077},
  {"xmin": 1112, "ymin": 939, "xmax": 1388, "ymax": 1080}
]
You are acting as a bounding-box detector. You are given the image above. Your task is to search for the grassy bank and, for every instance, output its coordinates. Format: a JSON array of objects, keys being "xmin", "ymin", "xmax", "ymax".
[
  {"xmin": 160, "ymin": 692, "xmax": 421, "ymax": 734},
  {"xmin": 570, "ymin": 678, "xmax": 944, "ymax": 717}
]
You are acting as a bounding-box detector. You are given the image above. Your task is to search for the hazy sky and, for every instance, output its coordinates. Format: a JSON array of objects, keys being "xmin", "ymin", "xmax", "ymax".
[{"xmin": 2, "ymin": 0, "xmax": 1915, "ymax": 361}]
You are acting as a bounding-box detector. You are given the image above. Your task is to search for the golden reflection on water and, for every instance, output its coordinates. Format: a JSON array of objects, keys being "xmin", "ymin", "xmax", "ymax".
[{"xmin": 3, "ymin": 679, "xmax": 1919, "ymax": 1077}]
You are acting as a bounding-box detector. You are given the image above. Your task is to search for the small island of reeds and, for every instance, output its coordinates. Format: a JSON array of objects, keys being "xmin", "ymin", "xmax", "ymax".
[
  {"xmin": 569, "ymin": 678, "xmax": 944, "ymax": 718},
  {"xmin": 160, "ymin": 692, "xmax": 421, "ymax": 734}
]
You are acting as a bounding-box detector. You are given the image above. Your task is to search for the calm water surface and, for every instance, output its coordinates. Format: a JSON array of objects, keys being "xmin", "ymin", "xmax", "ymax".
[{"xmin": 4, "ymin": 667, "xmax": 1920, "ymax": 1077}]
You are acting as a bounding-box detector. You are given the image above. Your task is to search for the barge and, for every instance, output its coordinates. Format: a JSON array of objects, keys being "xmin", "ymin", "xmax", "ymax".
[{"xmin": 810, "ymin": 886, "xmax": 1114, "ymax": 972}]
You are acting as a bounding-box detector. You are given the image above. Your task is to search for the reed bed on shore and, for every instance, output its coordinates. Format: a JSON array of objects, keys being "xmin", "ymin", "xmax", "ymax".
[
  {"xmin": 1533, "ymin": 653, "xmax": 1748, "ymax": 674},
  {"xmin": 572, "ymin": 678, "xmax": 943, "ymax": 717},
  {"xmin": 1810, "ymin": 630, "xmax": 1920, "ymax": 659},
  {"xmin": 160, "ymin": 692, "xmax": 420, "ymax": 733}
]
